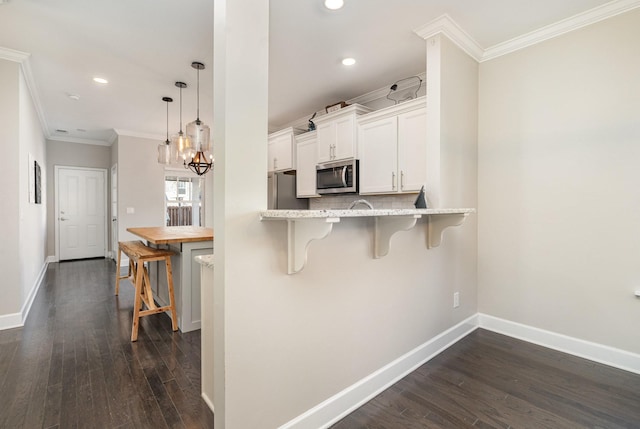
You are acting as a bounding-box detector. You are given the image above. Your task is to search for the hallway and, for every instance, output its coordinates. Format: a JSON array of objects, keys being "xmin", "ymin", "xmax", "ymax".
[{"xmin": 0, "ymin": 259, "xmax": 214, "ymax": 428}]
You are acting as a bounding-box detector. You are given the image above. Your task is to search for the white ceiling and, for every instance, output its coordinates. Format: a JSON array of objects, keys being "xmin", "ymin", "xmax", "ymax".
[{"xmin": 0, "ymin": 0, "xmax": 626, "ymax": 144}]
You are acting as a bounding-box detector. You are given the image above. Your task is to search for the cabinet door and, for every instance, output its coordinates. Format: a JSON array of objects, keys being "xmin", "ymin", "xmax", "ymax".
[
  {"xmin": 270, "ymin": 133, "xmax": 294, "ymax": 172},
  {"xmin": 296, "ymin": 137, "xmax": 318, "ymax": 197},
  {"xmin": 397, "ymin": 107, "xmax": 427, "ymax": 192},
  {"xmin": 316, "ymin": 121, "xmax": 334, "ymax": 163},
  {"xmin": 358, "ymin": 117, "xmax": 398, "ymax": 194},
  {"xmin": 334, "ymin": 115, "xmax": 356, "ymax": 161},
  {"xmin": 267, "ymin": 140, "xmax": 277, "ymax": 172}
]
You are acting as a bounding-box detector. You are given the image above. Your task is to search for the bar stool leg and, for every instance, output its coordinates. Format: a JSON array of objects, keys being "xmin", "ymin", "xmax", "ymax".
[
  {"xmin": 131, "ymin": 261, "xmax": 144, "ymax": 342},
  {"xmin": 165, "ymin": 257, "xmax": 179, "ymax": 332},
  {"xmin": 115, "ymin": 248, "xmax": 122, "ymax": 296}
]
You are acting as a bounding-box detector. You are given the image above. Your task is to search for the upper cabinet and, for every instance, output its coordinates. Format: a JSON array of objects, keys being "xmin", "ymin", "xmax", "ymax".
[
  {"xmin": 315, "ymin": 104, "xmax": 372, "ymax": 163},
  {"xmin": 268, "ymin": 127, "xmax": 302, "ymax": 172},
  {"xmin": 358, "ymin": 97, "xmax": 427, "ymax": 194},
  {"xmin": 295, "ymin": 131, "xmax": 319, "ymax": 198}
]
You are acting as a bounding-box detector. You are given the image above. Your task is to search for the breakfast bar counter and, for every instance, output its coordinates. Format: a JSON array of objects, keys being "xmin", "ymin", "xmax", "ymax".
[{"xmin": 127, "ymin": 226, "xmax": 213, "ymax": 332}]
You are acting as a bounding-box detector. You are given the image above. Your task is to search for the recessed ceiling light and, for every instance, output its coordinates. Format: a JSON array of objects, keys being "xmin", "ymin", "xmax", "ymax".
[
  {"xmin": 55, "ymin": 129, "xmax": 68, "ymax": 133},
  {"xmin": 342, "ymin": 57, "xmax": 356, "ymax": 66},
  {"xmin": 68, "ymin": 94, "xmax": 80, "ymax": 100},
  {"xmin": 77, "ymin": 128, "xmax": 86, "ymax": 132},
  {"xmin": 324, "ymin": 0, "xmax": 344, "ymax": 10},
  {"xmin": 93, "ymin": 77, "xmax": 108, "ymax": 84}
]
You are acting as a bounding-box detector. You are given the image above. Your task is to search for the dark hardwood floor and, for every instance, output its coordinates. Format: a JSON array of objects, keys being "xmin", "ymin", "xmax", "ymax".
[
  {"xmin": 332, "ymin": 329, "xmax": 640, "ymax": 428},
  {"xmin": 4, "ymin": 259, "xmax": 640, "ymax": 429},
  {"xmin": 0, "ymin": 259, "xmax": 214, "ymax": 429}
]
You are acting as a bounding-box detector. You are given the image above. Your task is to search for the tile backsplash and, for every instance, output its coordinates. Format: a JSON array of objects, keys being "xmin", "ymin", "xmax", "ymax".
[{"xmin": 309, "ymin": 193, "xmax": 421, "ymax": 210}]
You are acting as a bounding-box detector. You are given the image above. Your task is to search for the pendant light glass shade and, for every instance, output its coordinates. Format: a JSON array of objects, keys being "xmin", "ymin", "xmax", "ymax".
[
  {"xmin": 185, "ymin": 62, "xmax": 213, "ymax": 174},
  {"xmin": 170, "ymin": 81, "xmax": 191, "ymax": 163},
  {"xmin": 157, "ymin": 96, "xmax": 173, "ymax": 164}
]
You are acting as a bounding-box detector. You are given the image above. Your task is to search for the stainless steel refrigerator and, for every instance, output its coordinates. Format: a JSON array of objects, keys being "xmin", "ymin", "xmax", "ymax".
[{"xmin": 267, "ymin": 172, "xmax": 309, "ymax": 209}]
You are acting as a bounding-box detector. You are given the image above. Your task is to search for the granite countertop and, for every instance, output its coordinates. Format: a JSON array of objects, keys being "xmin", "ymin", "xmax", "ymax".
[
  {"xmin": 195, "ymin": 254, "xmax": 214, "ymax": 269},
  {"xmin": 260, "ymin": 208, "xmax": 475, "ymax": 220}
]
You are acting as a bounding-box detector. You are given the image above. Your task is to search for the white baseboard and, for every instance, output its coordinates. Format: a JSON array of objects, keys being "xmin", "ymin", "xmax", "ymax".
[
  {"xmin": 0, "ymin": 258, "xmax": 49, "ymax": 331},
  {"xmin": 477, "ymin": 313, "xmax": 640, "ymax": 375},
  {"xmin": 20, "ymin": 259, "xmax": 49, "ymax": 325},
  {"xmin": 202, "ymin": 392, "xmax": 214, "ymax": 413},
  {"xmin": 0, "ymin": 312, "xmax": 23, "ymax": 330},
  {"xmin": 280, "ymin": 312, "xmax": 640, "ymax": 429},
  {"xmin": 279, "ymin": 314, "xmax": 479, "ymax": 429}
]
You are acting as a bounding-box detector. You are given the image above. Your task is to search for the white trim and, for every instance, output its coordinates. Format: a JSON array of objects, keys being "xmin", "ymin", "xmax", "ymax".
[
  {"xmin": 0, "ymin": 312, "xmax": 22, "ymax": 331},
  {"xmin": 412, "ymin": 1, "xmax": 640, "ymax": 64},
  {"xmin": 113, "ymin": 128, "xmax": 164, "ymax": 142},
  {"xmin": 478, "ymin": 313, "xmax": 640, "ymax": 375},
  {"xmin": 482, "ymin": 0, "xmax": 640, "ymax": 61},
  {"xmin": 0, "ymin": 258, "xmax": 49, "ymax": 331},
  {"xmin": 280, "ymin": 312, "xmax": 640, "ymax": 428},
  {"xmin": 0, "ymin": 46, "xmax": 30, "ymax": 62},
  {"xmin": 47, "ymin": 135, "xmax": 112, "ymax": 146},
  {"xmin": 413, "ymin": 14, "xmax": 484, "ymax": 62},
  {"xmin": 0, "ymin": 48, "xmax": 51, "ymax": 141},
  {"xmin": 279, "ymin": 314, "xmax": 478, "ymax": 429},
  {"xmin": 202, "ymin": 393, "xmax": 214, "ymax": 413},
  {"xmin": 20, "ymin": 259, "xmax": 49, "ymax": 325},
  {"xmin": 46, "ymin": 255, "xmax": 57, "ymax": 263}
]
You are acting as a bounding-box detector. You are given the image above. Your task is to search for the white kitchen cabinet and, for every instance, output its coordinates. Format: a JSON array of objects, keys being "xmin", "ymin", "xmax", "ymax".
[
  {"xmin": 295, "ymin": 131, "xmax": 319, "ymax": 198},
  {"xmin": 358, "ymin": 97, "xmax": 426, "ymax": 195},
  {"xmin": 268, "ymin": 127, "xmax": 301, "ymax": 172},
  {"xmin": 315, "ymin": 104, "xmax": 372, "ymax": 163}
]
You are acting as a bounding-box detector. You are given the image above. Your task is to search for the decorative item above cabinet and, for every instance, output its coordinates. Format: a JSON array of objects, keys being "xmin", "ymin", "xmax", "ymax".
[
  {"xmin": 314, "ymin": 104, "xmax": 373, "ymax": 163},
  {"xmin": 268, "ymin": 127, "xmax": 304, "ymax": 172}
]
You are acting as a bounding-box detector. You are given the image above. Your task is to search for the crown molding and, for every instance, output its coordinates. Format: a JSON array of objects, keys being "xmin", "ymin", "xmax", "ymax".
[
  {"xmin": 0, "ymin": 46, "xmax": 29, "ymax": 62},
  {"xmin": 482, "ymin": 0, "xmax": 640, "ymax": 61},
  {"xmin": 113, "ymin": 128, "xmax": 165, "ymax": 142},
  {"xmin": 412, "ymin": 1, "xmax": 640, "ymax": 63},
  {"xmin": 0, "ymin": 47, "xmax": 52, "ymax": 141},
  {"xmin": 413, "ymin": 14, "xmax": 484, "ymax": 62},
  {"xmin": 47, "ymin": 135, "xmax": 112, "ymax": 146}
]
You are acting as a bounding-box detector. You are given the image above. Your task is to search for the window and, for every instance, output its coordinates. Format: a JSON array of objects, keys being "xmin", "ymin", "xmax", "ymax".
[{"xmin": 165, "ymin": 174, "xmax": 204, "ymax": 226}]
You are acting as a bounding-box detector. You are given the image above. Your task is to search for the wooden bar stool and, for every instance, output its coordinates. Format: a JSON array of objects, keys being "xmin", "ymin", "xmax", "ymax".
[{"xmin": 115, "ymin": 240, "xmax": 178, "ymax": 341}]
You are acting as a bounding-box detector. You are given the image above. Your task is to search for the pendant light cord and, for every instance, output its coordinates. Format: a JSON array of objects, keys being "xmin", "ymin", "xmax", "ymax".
[
  {"xmin": 166, "ymin": 100, "xmax": 169, "ymax": 141},
  {"xmin": 196, "ymin": 67, "xmax": 200, "ymax": 121},
  {"xmin": 179, "ymin": 85, "xmax": 183, "ymax": 133}
]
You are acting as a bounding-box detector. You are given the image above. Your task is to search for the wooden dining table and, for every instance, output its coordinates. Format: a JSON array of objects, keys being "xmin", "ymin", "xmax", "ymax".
[
  {"xmin": 126, "ymin": 225, "xmax": 214, "ymax": 333},
  {"xmin": 127, "ymin": 226, "xmax": 213, "ymax": 245}
]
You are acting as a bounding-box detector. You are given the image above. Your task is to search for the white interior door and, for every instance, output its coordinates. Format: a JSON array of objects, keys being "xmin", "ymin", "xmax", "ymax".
[
  {"xmin": 111, "ymin": 164, "xmax": 118, "ymax": 260},
  {"xmin": 57, "ymin": 167, "xmax": 107, "ymax": 261}
]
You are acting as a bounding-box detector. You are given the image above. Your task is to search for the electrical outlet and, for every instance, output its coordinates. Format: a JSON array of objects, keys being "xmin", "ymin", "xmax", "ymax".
[{"xmin": 453, "ymin": 292, "xmax": 460, "ymax": 308}]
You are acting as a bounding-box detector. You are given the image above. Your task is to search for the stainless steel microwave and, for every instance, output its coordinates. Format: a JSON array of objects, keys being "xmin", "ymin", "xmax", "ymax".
[{"xmin": 316, "ymin": 159, "xmax": 358, "ymax": 194}]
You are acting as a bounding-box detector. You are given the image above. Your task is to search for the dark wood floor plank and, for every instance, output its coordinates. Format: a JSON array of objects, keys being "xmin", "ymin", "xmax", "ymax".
[
  {"xmin": 0, "ymin": 259, "xmax": 213, "ymax": 429},
  {"xmin": 332, "ymin": 329, "xmax": 640, "ymax": 429}
]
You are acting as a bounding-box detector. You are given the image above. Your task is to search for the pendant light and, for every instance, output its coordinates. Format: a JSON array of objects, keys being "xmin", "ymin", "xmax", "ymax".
[
  {"xmin": 170, "ymin": 81, "xmax": 190, "ymax": 163},
  {"xmin": 185, "ymin": 61, "xmax": 212, "ymax": 175},
  {"xmin": 157, "ymin": 96, "xmax": 173, "ymax": 164}
]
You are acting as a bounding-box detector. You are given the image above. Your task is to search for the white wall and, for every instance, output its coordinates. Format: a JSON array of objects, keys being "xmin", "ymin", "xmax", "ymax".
[
  {"xmin": 0, "ymin": 58, "xmax": 47, "ymax": 328},
  {"xmin": 0, "ymin": 60, "xmax": 22, "ymax": 323},
  {"xmin": 115, "ymin": 135, "xmax": 166, "ymax": 242},
  {"xmin": 478, "ymin": 9, "xmax": 640, "ymax": 354},
  {"xmin": 45, "ymin": 140, "xmax": 112, "ymax": 257},
  {"xmin": 213, "ymin": 4, "xmax": 478, "ymax": 427},
  {"xmin": 18, "ymin": 67, "xmax": 47, "ymax": 316}
]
